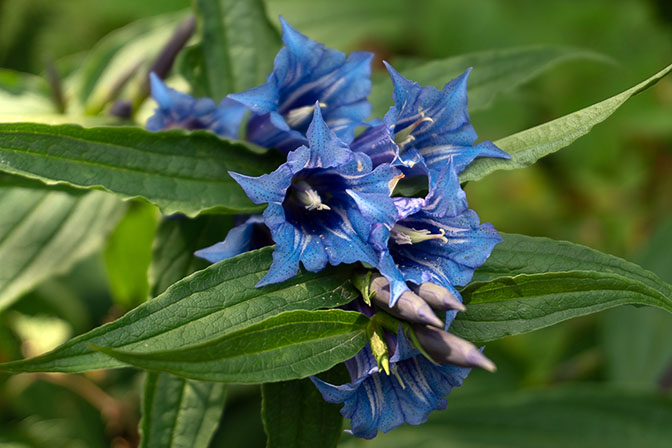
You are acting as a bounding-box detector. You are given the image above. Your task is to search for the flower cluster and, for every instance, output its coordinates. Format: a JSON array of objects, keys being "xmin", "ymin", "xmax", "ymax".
[{"xmin": 148, "ymin": 17, "xmax": 509, "ymax": 439}]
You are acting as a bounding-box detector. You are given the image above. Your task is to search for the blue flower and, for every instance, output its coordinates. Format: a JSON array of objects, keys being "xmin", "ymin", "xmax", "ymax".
[
  {"xmin": 312, "ymin": 324, "xmax": 470, "ymax": 440},
  {"xmin": 351, "ymin": 63, "xmax": 509, "ymax": 180},
  {"xmin": 147, "ymin": 73, "xmax": 246, "ymax": 138},
  {"xmin": 194, "ymin": 215, "xmax": 272, "ymax": 262},
  {"xmin": 229, "ymin": 105, "xmax": 400, "ymax": 286},
  {"xmin": 365, "ymin": 157, "xmax": 503, "ymax": 307},
  {"xmin": 228, "ymin": 17, "xmax": 373, "ymax": 153}
]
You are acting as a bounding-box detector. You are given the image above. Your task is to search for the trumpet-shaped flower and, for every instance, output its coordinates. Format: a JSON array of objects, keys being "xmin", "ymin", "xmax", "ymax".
[
  {"xmin": 364, "ymin": 157, "xmax": 502, "ymax": 307},
  {"xmin": 312, "ymin": 321, "xmax": 471, "ymax": 439},
  {"xmin": 147, "ymin": 73, "xmax": 246, "ymax": 138},
  {"xmin": 229, "ymin": 18, "xmax": 373, "ymax": 153},
  {"xmin": 351, "ymin": 63, "xmax": 509, "ymax": 180},
  {"xmin": 229, "ymin": 106, "xmax": 400, "ymax": 286}
]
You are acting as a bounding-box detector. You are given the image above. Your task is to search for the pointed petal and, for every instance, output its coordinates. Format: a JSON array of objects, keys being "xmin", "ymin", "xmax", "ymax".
[
  {"xmin": 228, "ymin": 82, "xmax": 279, "ymax": 114},
  {"xmin": 229, "ymin": 164, "xmax": 293, "ymax": 205},
  {"xmin": 304, "ymin": 105, "xmax": 352, "ymax": 168},
  {"xmin": 194, "ymin": 221, "xmax": 255, "ymax": 262},
  {"xmin": 422, "ymin": 157, "xmax": 468, "ymax": 218}
]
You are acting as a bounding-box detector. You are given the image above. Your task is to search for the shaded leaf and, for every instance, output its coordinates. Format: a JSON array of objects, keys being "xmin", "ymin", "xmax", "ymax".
[
  {"xmin": 0, "ymin": 123, "xmax": 284, "ymax": 217},
  {"xmin": 262, "ymin": 377, "xmax": 344, "ymax": 448},
  {"xmin": 104, "ymin": 202, "xmax": 159, "ymax": 310},
  {"xmin": 140, "ymin": 373, "xmax": 226, "ymax": 448},
  {"xmin": 0, "ymin": 184, "xmax": 125, "ymax": 312},
  {"xmin": 340, "ymin": 386, "xmax": 672, "ymax": 448},
  {"xmin": 192, "ymin": 0, "xmax": 280, "ymax": 100},
  {"xmin": 148, "ymin": 215, "xmax": 233, "ymax": 296},
  {"xmin": 65, "ymin": 10, "xmax": 190, "ymax": 115},
  {"xmin": 370, "ymin": 46, "xmax": 608, "ymax": 118}
]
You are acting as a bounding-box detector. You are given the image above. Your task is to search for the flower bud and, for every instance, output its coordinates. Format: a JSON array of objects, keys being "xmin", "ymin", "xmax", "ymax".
[
  {"xmin": 413, "ymin": 324, "xmax": 496, "ymax": 372},
  {"xmin": 370, "ymin": 275, "xmax": 444, "ymax": 328}
]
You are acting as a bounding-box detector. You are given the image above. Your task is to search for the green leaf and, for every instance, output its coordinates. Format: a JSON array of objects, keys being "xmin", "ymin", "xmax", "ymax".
[
  {"xmin": 95, "ymin": 309, "xmax": 369, "ymax": 383},
  {"xmin": 149, "ymin": 215, "xmax": 233, "ymax": 296},
  {"xmin": 0, "ymin": 184, "xmax": 125, "ymax": 312},
  {"xmin": 473, "ymin": 233, "xmax": 671, "ymax": 296},
  {"xmin": 262, "ymin": 377, "xmax": 344, "ymax": 448},
  {"xmin": 65, "ymin": 10, "xmax": 190, "ymax": 115},
  {"xmin": 369, "ymin": 46, "xmax": 608, "ymax": 118},
  {"xmin": 0, "ymin": 123, "xmax": 284, "ymax": 217},
  {"xmin": 193, "ymin": 0, "xmax": 281, "ymax": 100},
  {"xmin": 460, "ymin": 63, "xmax": 672, "ymax": 182},
  {"xmin": 601, "ymin": 217, "xmax": 672, "ymax": 389},
  {"xmin": 139, "ymin": 214, "xmax": 233, "ymax": 448},
  {"xmin": 452, "ymin": 270, "xmax": 672, "ymax": 343},
  {"xmin": 340, "ymin": 386, "xmax": 672, "ymax": 448},
  {"xmin": 0, "ymin": 247, "xmax": 358, "ymax": 373},
  {"xmin": 140, "ymin": 372, "xmax": 226, "ymax": 448},
  {"xmin": 104, "ymin": 202, "xmax": 159, "ymax": 310}
]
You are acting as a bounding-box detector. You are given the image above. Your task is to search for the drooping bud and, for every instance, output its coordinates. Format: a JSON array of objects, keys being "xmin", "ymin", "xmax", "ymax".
[
  {"xmin": 413, "ymin": 324, "xmax": 496, "ymax": 372},
  {"xmin": 370, "ymin": 275, "xmax": 444, "ymax": 328},
  {"xmin": 411, "ymin": 282, "xmax": 466, "ymax": 312}
]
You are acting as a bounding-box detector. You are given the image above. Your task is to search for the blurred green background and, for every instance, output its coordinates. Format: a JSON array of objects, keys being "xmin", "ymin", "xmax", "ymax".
[{"xmin": 0, "ymin": 0, "xmax": 670, "ymax": 446}]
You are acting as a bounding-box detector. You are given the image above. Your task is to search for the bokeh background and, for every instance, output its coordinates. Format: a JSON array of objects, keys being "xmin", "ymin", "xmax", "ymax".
[{"xmin": 0, "ymin": 0, "xmax": 670, "ymax": 446}]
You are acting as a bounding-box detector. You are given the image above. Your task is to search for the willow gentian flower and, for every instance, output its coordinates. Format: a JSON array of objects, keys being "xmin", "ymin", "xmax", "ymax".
[
  {"xmin": 229, "ymin": 105, "xmax": 400, "ymax": 286},
  {"xmin": 311, "ymin": 297, "xmax": 484, "ymax": 439},
  {"xmin": 351, "ymin": 63, "xmax": 509, "ymax": 180},
  {"xmin": 228, "ymin": 17, "xmax": 373, "ymax": 153},
  {"xmin": 147, "ymin": 73, "xmax": 245, "ymax": 138},
  {"xmin": 360, "ymin": 157, "xmax": 503, "ymax": 307}
]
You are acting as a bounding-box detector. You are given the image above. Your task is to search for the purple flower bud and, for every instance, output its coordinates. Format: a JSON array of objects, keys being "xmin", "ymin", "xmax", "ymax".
[
  {"xmin": 413, "ymin": 324, "xmax": 496, "ymax": 372},
  {"xmin": 370, "ymin": 275, "xmax": 444, "ymax": 328},
  {"xmin": 411, "ymin": 282, "xmax": 466, "ymax": 312}
]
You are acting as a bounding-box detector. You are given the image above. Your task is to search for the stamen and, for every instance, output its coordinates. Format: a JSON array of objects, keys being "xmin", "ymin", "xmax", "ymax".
[
  {"xmin": 284, "ymin": 102, "xmax": 327, "ymax": 127},
  {"xmin": 293, "ymin": 180, "xmax": 330, "ymax": 211},
  {"xmin": 391, "ymin": 365, "xmax": 406, "ymax": 389},
  {"xmin": 394, "ymin": 109, "xmax": 434, "ymax": 147},
  {"xmin": 390, "ymin": 225, "xmax": 447, "ymax": 245}
]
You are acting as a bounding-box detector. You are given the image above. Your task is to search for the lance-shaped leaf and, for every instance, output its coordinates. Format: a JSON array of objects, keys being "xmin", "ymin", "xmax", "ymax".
[
  {"xmin": 262, "ymin": 375, "xmax": 345, "ymax": 448},
  {"xmin": 139, "ymin": 215, "xmax": 234, "ymax": 448},
  {"xmin": 95, "ymin": 310, "xmax": 369, "ymax": 383},
  {"xmin": 0, "ymin": 183, "xmax": 125, "ymax": 312},
  {"xmin": 452, "ymin": 270, "xmax": 672, "ymax": 342},
  {"xmin": 340, "ymin": 386, "xmax": 672, "ymax": 448},
  {"xmin": 369, "ymin": 45, "xmax": 608, "ymax": 118},
  {"xmin": 0, "ymin": 247, "xmax": 358, "ymax": 373},
  {"xmin": 0, "ymin": 124, "xmax": 284, "ymax": 217},
  {"xmin": 140, "ymin": 373, "xmax": 226, "ymax": 448},
  {"xmin": 460, "ymin": 63, "xmax": 672, "ymax": 182},
  {"xmin": 473, "ymin": 233, "xmax": 672, "ymax": 296},
  {"xmin": 190, "ymin": 0, "xmax": 281, "ymax": 100},
  {"xmin": 66, "ymin": 10, "xmax": 191, "ymax": 114}
]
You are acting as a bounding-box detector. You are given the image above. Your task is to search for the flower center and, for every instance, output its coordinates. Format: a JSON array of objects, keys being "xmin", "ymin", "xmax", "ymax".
[
  {"xmin": 284, "ymin": 102, "xmax": 327, "ymax": 128},
  {"xmin": 292, "ymin": 180, "xmax": 331, "ymax": 211},
  {"xmin": 394, "ymin": 109, "xmax": 434, "ymax": 148},
  {"xmin": 390, "ymin": 224, "xmax": 447, "ymax": 245}
]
